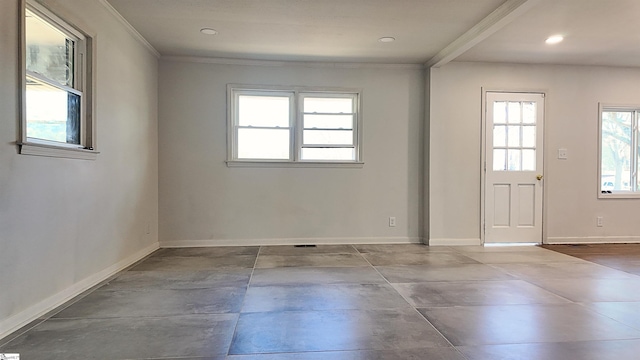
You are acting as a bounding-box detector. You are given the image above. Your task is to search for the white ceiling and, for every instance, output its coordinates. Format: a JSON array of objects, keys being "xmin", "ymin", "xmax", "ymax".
[{"xmin": 106, "ymin": 0, "xmax": 640, "ymax": 67}]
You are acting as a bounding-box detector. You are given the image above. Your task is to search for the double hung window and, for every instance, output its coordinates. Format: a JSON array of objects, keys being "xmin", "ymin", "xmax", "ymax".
[
  {"xmin": 599, "ymin": 105, "xmax": 640, "ymax": 196},
  {"xmin": 21, "ymin": 0, "xmax": 95, "ymax": 159},
  {"xmin": 228, "ymin": 85, "xmax": 362, "ymax": 166}
]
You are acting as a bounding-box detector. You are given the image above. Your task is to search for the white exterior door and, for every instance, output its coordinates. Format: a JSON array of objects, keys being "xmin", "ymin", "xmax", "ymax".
[{"xmin": 485, "ymin": 92, "xmax": 544, "ymax": 244}]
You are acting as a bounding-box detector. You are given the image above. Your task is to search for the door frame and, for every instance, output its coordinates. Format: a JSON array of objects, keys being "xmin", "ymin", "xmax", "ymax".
[{"xmin": 480, "ymin": 88, "xmax": 548, "ymax": 245}]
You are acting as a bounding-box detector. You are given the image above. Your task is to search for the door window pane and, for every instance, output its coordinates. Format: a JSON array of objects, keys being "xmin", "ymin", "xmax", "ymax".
[
  {"xmin": 494, "ymin": 102, "xmax": 507, "ymax": 124},
  {"xmin": 508, "ymin": 149, "xmax": 521, "ymax": 171},
  {"xmin": 522, "ymin": 126, "xmax": 536, "ymax": 148},
  {"xmin": 493, "ymin": 149, "xmax": 506, "ymax": 171},
  {"xmin": 522, "ymin": 149, "xmax": 536, "ymax": 171},
  {"xmin": 508, "ymin": 126, "xmax": 521, "ymax": 147},
  {"xmin": 523, "ymin": 102, "xmax": 536, "ymax": 124},
  {"xmin": 493, "ymin": 126, "xmax": 506, "ymax": 147},
  {"xmin": 508, "ymin": 102, "xmax": 521, "ymax": 124}
]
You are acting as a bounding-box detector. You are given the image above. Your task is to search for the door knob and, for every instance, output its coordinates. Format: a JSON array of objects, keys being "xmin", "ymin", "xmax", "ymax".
[{"xmin": 536, "ymin": 175, "xmax": 543, "ymax": 180}]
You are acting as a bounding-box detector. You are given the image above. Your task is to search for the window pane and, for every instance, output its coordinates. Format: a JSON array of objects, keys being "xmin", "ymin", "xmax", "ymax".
[
  {"xmin": 601, "ymin": 111, "xmax": 632, "ymax": 191},
  {"xmin": 522, "ymin": 126, "xmax": 536, "ymax": 148},
  {"xmin": 493, "ymin": 149, "xmax": 506, "ymax": 171},
  {"xmin": 508, "ymin": 126, "xmax": 521, "ymax": 147},
  {"xmin": 237, "ymin": 128, "xmax": 290, "ymax": 159},
  {"xmin": 238, "ymin": 95, "xmax": 289, "ymax": 127},
  {"xmin": 522, "ymin": 149, "xmax": 536, "ymax": 171},
  {"xmin": 26, "ymin": 76, "xmax": 80, "ymax": 144},
  {"xmin": 26, "ymin": 10, "xmax": 74, "ymax": 87},
  {"xmin": 508, "ymin": 102, "xmax": 521, "ymax": 124},
  {"xmin": 304, "ymin": 97, "xmax": 352, "ymax": 113},
  {"xmin": 303, "ymin": 130, "xmax": 353, "ymax": 145},
  {"xmin": 304, "ymin": 114, "xmax": 353, "ymax": 129},
  {"xmin": 637, "ymin": 124, "xmax": 640, "ymax": 191},
  {"xmin": 508, "ymin": 149, "xmax": 521, "ymax": 171},
  {"xmin": 493, "ymin": 125, "xmax": 506, "ymax": 147},
  {"xmin": 301, "ymin": 148, "xmax": 355, "ymax": 161},
  {"xmin": 523, "ymin": 102, "xmax": 536, "ymax": 124},
  {"xmin": 493, "ymin": 102, "xmax": 507, "ymax": 124}
]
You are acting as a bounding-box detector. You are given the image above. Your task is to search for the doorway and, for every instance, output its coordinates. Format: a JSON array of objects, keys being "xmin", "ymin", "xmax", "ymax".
[{"xmin": 484, "ymin": 92, "xmax": 545, "ymax": 244}]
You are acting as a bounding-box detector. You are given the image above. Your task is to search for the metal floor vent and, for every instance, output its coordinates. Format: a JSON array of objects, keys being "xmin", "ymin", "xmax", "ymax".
[{"xmin": 294, "ymin": 245, "xmax": 317, "ymax": 248}]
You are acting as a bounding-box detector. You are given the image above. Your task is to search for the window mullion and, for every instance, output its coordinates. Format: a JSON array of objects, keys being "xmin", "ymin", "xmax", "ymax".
[{"xmin": 292, "ymin": 92, "xmax": 300, "ymax": 161}]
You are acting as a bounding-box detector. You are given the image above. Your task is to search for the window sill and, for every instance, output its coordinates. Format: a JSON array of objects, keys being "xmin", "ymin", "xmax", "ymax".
[
  {"xmin": 226, "ymin": 160, "xmax": 364, "ymax": 168},
  {"xmin": 598, "ymin": 192, "xmax": 640, "ymax": 199},
  {"xmin": 19, "ymin": 142, "xmax": 99, "ymax": 160}
]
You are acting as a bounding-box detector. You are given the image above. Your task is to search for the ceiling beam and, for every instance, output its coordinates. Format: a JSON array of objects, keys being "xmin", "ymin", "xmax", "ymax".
[{"xmin": 426, "ymin": 0, "xmax": 541, "ymax": 68}]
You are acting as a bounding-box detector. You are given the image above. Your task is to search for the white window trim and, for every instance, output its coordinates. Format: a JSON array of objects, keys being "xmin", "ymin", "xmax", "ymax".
[
  {"xmin": 19, "ymin": 0, "xmax": 98, "ymax": 160},
  {"xmin": 598, "ymin": 103, "xmax": 640, "ymax": 199},
  {"xmin": 226, "ymin": 84, "xmax": 364, "ymax": 168}
]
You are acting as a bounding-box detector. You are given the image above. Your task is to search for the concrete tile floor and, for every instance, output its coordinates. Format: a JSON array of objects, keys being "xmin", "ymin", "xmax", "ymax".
[{"xmin": 3, "ymin": 244, "xmax": 640, "ymax": 359}]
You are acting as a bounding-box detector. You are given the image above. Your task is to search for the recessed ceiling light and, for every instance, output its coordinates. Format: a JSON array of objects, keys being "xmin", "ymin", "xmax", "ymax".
[
  {"xmin": 378, "ymin": 37, "xmax": 395, "ymax": 43},
  {"xmin": 200, "ymin": 28, "xmax": 218, "ymax": 35},
  {"xmin": 545, "ymin": 35, "xmax": 564, "ymax": 44}
]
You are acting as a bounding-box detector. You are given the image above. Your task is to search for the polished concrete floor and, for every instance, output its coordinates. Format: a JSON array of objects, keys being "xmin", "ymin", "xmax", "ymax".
[{"xmin": 3, "ymin": 244, "xmax": 640, "ymax": 359}]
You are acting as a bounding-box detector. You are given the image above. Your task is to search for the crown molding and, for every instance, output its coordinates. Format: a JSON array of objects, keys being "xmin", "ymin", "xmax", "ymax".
[
  {"xmin": 98, "ymin": 0, "xmax": 160, "ymax": 58},
  {"xmin": 162, "ymin": 55, "xmax": 425, "ymax": 70}
]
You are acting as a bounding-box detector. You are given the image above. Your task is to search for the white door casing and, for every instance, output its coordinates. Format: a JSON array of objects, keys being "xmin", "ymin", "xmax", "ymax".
[{"xmin": 484, "ymin": 92, "xmax": 544, "ymax": 244}]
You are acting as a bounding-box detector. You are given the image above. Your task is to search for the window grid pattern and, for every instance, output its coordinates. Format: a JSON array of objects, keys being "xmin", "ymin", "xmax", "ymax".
[
  {"xmin": 229, "ymin": 86, "xmax": 360, "ymax": 163},
  {"xmin": 493, "ymin": 101, "xmax": 537, "ymax": 171},
  {"xmin": 300, "ymin": 94, "xmax": 357, "ymax": 161}
]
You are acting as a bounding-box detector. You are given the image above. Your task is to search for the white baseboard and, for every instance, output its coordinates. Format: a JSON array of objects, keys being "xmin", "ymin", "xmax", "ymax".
[
  {"xmin": 0, "ymin": 242, "xmax": 159, "ymax": 342},
  {"xmin": 427, "ymin": 238, "xmax": 482, "ymax": 246},
  {"xmin": 160, "ymin": 237, "xmax": 421, "ymax": 248},
  {"xmin": 546, "ymin": 236, "xmax": 640, "ymax": 244}
]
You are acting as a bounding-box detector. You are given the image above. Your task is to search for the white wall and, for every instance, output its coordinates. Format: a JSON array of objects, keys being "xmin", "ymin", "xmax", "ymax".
[
  {"xmin": 429, "ymin": 61, "xmax": 640, "ymax": 244},
  {"xmin": 0, "ymin": 0, "xmax": 158, "ymax": 338},
  {"xmin": 159, "ymin": 59, "xmax": 424, "ymax": 246}
]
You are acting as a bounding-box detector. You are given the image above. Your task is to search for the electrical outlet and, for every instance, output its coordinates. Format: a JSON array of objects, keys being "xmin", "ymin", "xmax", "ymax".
[
  {"xmin": 389, "ymin": 217, "xmax": 396, "ymax": 227},
  {"xmin": 596, "ymin": 216, "xmax": 604, "ymax": 227},
  {"xmin": 145, "ymin": 223, "xmax": 151, "ymax": 234}
]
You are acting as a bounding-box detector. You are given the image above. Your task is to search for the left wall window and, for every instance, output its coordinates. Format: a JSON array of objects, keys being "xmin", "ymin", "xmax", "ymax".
[{"xmin": 20, "ymin": 0, "xmax": 96, "ymax": 159}]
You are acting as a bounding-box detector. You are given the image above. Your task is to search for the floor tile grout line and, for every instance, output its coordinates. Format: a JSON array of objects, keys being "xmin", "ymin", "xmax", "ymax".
[
  {"xmin": 480, "ymin": 262, "xmax": 580, "ymax": 304},
  {"xmin": 354, "ymin": 244, "xmax": 466, "ymax": 356},
  {"xmin": 573, "ymin": 302, "xmax": 640, "ymax": 334},
  {"xmin": 225, "ymin": 245, "xmax": 262, "ymax": 357}
]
